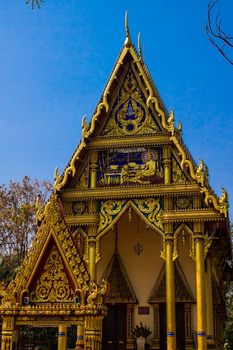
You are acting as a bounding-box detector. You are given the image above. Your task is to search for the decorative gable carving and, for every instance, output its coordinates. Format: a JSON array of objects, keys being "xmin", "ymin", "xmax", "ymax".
[
  {"xmin": 30, "ymin": 244, "xmax": 74, "ymax": 303},
  {"xmin": 172, "ymin": 157, "xmax": 190, "ymax": 185},
  {"xmin": 148, "ymin": 261, "xmax": 195, "ymax": 303},
  {"xmin": 8, "ymin": 194, "xmax": 90, "ymax": 302},
  {"xmin": 101, "ymin": 251, "xmax": 137, "ymax": 303},
  {"xmin": 102, "ymin": 67, "xmax": 161, "ymax": 137}
]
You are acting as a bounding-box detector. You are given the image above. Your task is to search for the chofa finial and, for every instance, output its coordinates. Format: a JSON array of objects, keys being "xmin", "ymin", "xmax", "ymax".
[
  {"xmin": 124, "ymin": 11, "xmax": 132, "ymax": 48},
  {"xmin": 138, "ymin": 32, "xmax": 142, "ymax": 59}
]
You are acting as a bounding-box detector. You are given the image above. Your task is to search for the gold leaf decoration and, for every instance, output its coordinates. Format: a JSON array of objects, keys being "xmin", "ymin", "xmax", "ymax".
[
  {"xmin": 30, "ymin": 245, "xmax": 74, "ymax": 302},
  {"xmin": 172, "ymin": 158, "xmax": 189, "ymax": 184},
  {"xmin": 102, "ymin": 68, "xmax": 160, "ymax": 136},
  {"xmin": 133, "ymin": 198, "xmax": 163, "ymax": 231},
  {"xmin": 98, "ymin": 200, "xmax": 126, "ymax": 234}
]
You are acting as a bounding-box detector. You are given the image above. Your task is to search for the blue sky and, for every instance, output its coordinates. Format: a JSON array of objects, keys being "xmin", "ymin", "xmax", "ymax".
[{"xmin": 0, "ymin": 1, "xmax": 232, "ymax": 217}]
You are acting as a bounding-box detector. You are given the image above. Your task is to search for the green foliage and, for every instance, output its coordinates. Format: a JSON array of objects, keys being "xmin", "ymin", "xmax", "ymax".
[
  {"xmin": 132, "ymin": 322, "xmax": 152, "ymax": 338},
  {"xmin": 0, "ymin": 176, "xmax": 52, "ymax": 283},
  {"xmin": 225, "ymin": 223, "xmax": 233, "ymax": 348}
]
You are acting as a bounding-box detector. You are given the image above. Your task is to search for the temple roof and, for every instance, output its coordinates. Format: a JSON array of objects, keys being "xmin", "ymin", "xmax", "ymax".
[{"xmin": 53, "ymin": 15, "xmax": 228, "ymax": 219}]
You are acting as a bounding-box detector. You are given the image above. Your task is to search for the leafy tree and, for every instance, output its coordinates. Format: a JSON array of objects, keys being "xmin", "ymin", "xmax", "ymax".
[
  {"xmin": 0, "ymin": 176, "xmax": 52, "ymax": 283},
  {"xmin": 224, "ymin": 223, "xmax": 233, "ymax": 349}
]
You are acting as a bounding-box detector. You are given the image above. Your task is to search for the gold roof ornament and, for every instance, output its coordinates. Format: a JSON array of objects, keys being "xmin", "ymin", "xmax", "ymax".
[
  {"xmin": 138, "ymin": 32, "xmax": 142, "ymax": 59},
  {"xmin": 124, "ymin": 11, "xmax": 132, "ymax": 48}
]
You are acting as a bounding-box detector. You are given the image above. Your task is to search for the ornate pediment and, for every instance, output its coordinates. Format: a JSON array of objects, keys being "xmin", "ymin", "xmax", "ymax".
[
  {"xmin": 101, "ymin": 251, "xmax": 137, "ymax": 303},
  {"xmin": 101, "ymin": 67, "xmax": 161, "ymax": 137},
  {"xmin": 97, "ymin": 198, "xmax": 163, "ymax": 236},
  {"xmin": 30, "ymin": 244, "xmax": 74, "ymax": 303},
  {"xmin": 148, "ymin": 261, "xmax": 195, "ymax": 303},
  {"xmin": 8, "ymin": 195, "xmax": 90, "ymax": 302}
]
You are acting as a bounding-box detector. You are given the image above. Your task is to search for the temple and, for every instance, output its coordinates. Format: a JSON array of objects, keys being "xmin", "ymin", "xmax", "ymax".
[{"xmin": 0, "ymin": 14, "xmax": 232, "ymax": 350}]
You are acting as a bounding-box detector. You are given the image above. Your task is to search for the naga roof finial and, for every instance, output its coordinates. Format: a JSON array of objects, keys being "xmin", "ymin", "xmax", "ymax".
[
  {"xmin": 124, "ymin": 11, "xmax": 132, "ymax": 48},
  {"xmin": 138, "ymin": 32, "xmax": 142, "ymax": 59}
]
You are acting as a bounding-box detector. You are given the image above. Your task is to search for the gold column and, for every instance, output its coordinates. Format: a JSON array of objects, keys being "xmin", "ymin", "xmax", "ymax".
[
  {"xmin": 205, "ymin": 257, "xmax": 215, "ymax": 347},
  {"xmin": 194, "ymin": 222, "xmax": 207, "ymax": 350},
  {"xmin": 58, "ymin": 326, "xmax": 67, "ymax": 350},
  {"xmin": 88, "ymin": 151, "xmax": 98, "ymax": 281},
  {"xmin": 163, "ymin": 147, "xmax": 171, "ymax": 185},
  {"xmin": 88, "ymin": 226, "xmax": 97, "ymax": 281},
  {"xmin": 165, "ymin": 223, "xmax": 176, "ymax": 350},
  {"xmin": 1, "ymin": 316, "xmax": 14, "ymax": 350},
  {"xmin": 90, "ymin": 151, "xmax": 98, "ymax": 189},
  {"xmin": 75, "ymin": 317, "xmax": 85, "ymax": 350}
]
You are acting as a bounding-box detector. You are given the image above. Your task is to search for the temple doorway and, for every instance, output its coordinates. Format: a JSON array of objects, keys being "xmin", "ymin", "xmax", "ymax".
[
  {"xmin": 102, "ymin": 303, "xmax": 127, "ymax": 350},
  {"xmin": 18, "ymin": 326, "xmax": 58, "ymax": 350},
  {"xmin": 159, "ymin": 303, "xmax": 185, "ymax": 350}
]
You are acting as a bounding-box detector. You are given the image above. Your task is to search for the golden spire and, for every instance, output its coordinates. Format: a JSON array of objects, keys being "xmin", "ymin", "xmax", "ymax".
[
  {"xmin": 124, "ymin": 11, "xmax": 132, "ymax": 48},
  {"xmin": 138, "ymin": 32, "xmax": 142, "ymax": 59}
]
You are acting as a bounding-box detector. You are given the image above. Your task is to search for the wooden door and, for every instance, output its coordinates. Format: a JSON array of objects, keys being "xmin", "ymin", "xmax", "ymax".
[
  {"xmin": 176, "ymin": 303, "xmax": 185, "ymax": 350},
  {"xmin": 159, "ymin": 303, "xmax": 185, "ymax": 350},
  {"xmin": 159, "ymin": 303, "xmax": 167, "ymax": 350},
  {"xmin": 102, "ymin": 304, "xmax": 127, "ymax": 350}
]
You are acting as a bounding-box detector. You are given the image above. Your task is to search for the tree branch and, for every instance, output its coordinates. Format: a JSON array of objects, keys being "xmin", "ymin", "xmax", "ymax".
[
  {"xmin": 206, "ymin": 0, "xmax": 233, "ymax": 65},
  {"xmin": 25, "ymin": 0, "xmax": 44, "ymax": 9}
]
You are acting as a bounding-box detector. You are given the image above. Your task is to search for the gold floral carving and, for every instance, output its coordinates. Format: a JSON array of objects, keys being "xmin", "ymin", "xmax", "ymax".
[
  {"xmin": 97, "ymin": 198, "xmax": 163, "ymax": 236},
  {"xmin": 172, "ymin": 158, "xmax": 189, "ymax": 185},
  {"xmin": 98, "ymin": 200, "xmax": 126, "ymax": 234},
  {"xmin": 133, "ymin": 198, "xmax": 163, "ymax": 231},
  {"xmin": 103, "ymin": 69, "xmax": 160, "ymax": 136},
  {"xmin": 76, "ymin": 165, "xmax": 89, "ymax": 189},
  {"xmin": 173, "ymin": 224, "xmax": 195, "ymax": 261},
  {"xmin": 171, "ymin": 136, "xmax": 228, "ymax": 217},
  {"xmin": 30, "ymin": 245, "xmax": 74, "ymax": 302},
  {"xmin": 8, "ymin": 195, "xmax": 90, "ymax": 299},
  {"xmin": 73, "ymin": 227, "xmax": 89, "ymax": 263}
]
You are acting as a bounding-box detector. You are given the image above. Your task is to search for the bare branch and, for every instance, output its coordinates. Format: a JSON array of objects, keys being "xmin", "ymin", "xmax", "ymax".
[
  {"xmin": 26, "ymin": 0, "xmax": 44, "ymax": 9},
  {"xmin": 206, "ymin": 0, "xmax": 233, "ymax": 65}
]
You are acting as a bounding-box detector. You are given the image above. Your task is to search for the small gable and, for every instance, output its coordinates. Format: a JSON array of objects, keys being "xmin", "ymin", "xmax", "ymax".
[
  {"xmin": 30, "ymin": 243, "xmax": 75, "ymax": 303},
  {"xmin": 148, "ymin": 261, "xmax": 194, "ymax": 303},
  {"xmin": 8, "ymin": 194, "xmax": 90, "ymax": 303},
  {"xmin": 101, "ymin": 250, "xmax": 137, "ymax": 303}
]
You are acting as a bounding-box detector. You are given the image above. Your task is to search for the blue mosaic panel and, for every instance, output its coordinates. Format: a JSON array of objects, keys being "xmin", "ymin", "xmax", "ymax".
[{"xmin": 97, "ymin": 147, "xmax": 163, "ymax": 187}]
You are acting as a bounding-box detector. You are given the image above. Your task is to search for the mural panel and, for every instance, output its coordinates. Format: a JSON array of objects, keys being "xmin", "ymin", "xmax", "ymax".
[{"xmin": 97, "ymin": 147, "xmax": 163, "ymax": 187}]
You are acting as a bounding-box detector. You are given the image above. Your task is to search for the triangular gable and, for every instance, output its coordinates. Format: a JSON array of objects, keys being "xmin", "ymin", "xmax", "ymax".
[
  {"xmin": 101, "ymin": 65, "xmax": 162, "ymax": 137},
  {"xmin": 8, "ymin": 194, "xmax": 90, "ymax": 303},
  {"xmin": 30, "ymin": 243, "xmax": 75, "ymax": 302},
  {"xmin": 53, "ymin": 35, "xmax": 228, "ymax": 218},
  {"xmin": 101, "ymin": 250, "xmax": 137, "ymax": 303},
  {"xmin": 148, "ymin": 261, "xmax": 195, "ymax": 303}
]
